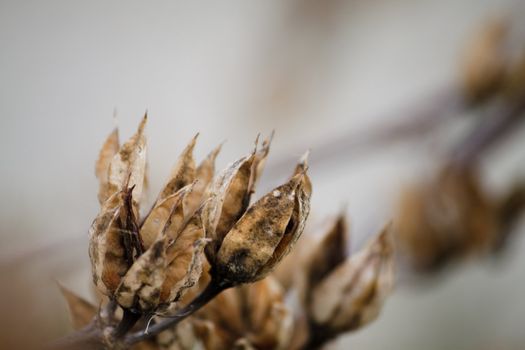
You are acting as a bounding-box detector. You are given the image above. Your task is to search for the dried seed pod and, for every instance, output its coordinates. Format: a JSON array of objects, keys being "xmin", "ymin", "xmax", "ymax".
[
  {"xmin": 157, "ymin": 134, "xmax": 198, "ymax": 202},
  {"xmin": 204, "ymin": 152, "xmax": 256, "ymax": 262},
  {"xmin": 203, "ymin": 135, "xmax": 272, "ymax": 267},
  {"xmin": 141, "ymin": 185, "xmax": 193, "ymax": 250},
  {"xmin": 309, "ymin": 225, "xmax": 395, "ymax": 334},
  {"xmin": 301, "ymin": 214, "xmax": 348, "ymax": 305},
  {"xmin": 89, "ymin": 190, "xmax": 132, "ymax": 296},
  {"xmin": 183, "ymin": 143, "xmax": 222, "ymax": 216},
  {"xmin": 160, "ymin": 235, "xmax": 208, "ymax": 305},
  {"xmin": 195, "ymin": 276, "xmax": 294, "ymax": 350},
  {"xmin": 107, "ymin": 115, "xmax": 147, "ymax": 212},
  {"xmin": 116, "ymin": 237, "xmax": 168, "ymax": 311},
  {"xmin": 96, "ymin": 128, "xmax": 119, "ymax": 205},
  {"xmin": 214, "ymin": 169, "xmax": 311, "ymax": 284},
  {"xmin": 394, "ymin": 166, "xmax": 499, "ymax": 271},
  {"xmin": 58, "ymin": 284, "xmax": 97, "ymax": 330},
  {"xmin": 461, "ymin": 18, "xmax": 508, "ymax": 102},
  {"xmin": 115, "ymin": 197, "xmax": 207, "ymax": 311}
]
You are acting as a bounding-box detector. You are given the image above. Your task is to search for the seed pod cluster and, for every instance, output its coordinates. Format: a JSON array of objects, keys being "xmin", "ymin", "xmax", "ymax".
[
  {"xmin": 287, "ymin": 215, "xmax": 395, "ymax": 346},
  {"xmin": 89, "ymin": 117, "xmax": 217, "ymax": 313},
  {"xmin": 88, "ymin": 117, "xmax": 312, "ymax": 321},
  {"xmin": 203, "ymin": 143, "xmax": 312, "ymax": 285},
  {"xmin": 394, "ymin": 166, "xmax": 524, "ymax": 272}
]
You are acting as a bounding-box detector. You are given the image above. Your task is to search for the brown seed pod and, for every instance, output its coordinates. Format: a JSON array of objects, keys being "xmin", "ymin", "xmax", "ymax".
[
  {"xmin": 309, "ymin": 225, "xmax": 395, "ymax": 334},
  {"xmin": 141, "ymin": 185, "xmax": 193, "ymax": 250},
  {"xmin": 157, "ymin": 134, "xmax": 198, "ymax": 202},
  {"xmin": 461, "ymin": 18, "xmax": 508, "ymax": 103},
  {"xmin": 116, "ymin": 237, "xmax": 169, "ymax": 311},
  {"xmin": 215, "ymin": 169, "xmax": 310, "ymax": 284},
  {"xmin": 301, "ymin": 213, "xmax": 348, "ymax": 306},
  {"xmin": 183, "ymin": 143, "xmax": 222, "ymax": 216},
  {"xmin": 115, "ymin": 197, "xmax": 208, "ymax": 312},
  {"xmin": 89, "ymin": 190, "xmax": 132, "ymax": 296},
  {"xmin": 203, "ymin": 135, "xmax": 272, "ymax": 268},
  {"xmin": 95, "ymin": 128, "xmax": 119, "ymax": 205},
  {"xmin": 195, "ymin": 276, "xmax": 294, "ymax": 350},
  {"xmin": 107, "ymin": 115, "xmax": 147, "ymax": 213},
  {"xmin": 394, "ymin": 166, "xmax": 499, "ymax": 271}
]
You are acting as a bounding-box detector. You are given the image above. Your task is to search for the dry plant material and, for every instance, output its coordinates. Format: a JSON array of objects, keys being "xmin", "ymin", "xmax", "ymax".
[
  {"xmin": 191, "ymin": 276, "xmax": 294, "ymax": 350},
  {"xmin": 461, "ymin": 18, "xmax": 508, "ymax": 103},
  {"xmin": 56, "ymin": 117, "xmax": 330, "ymax": 350},
  {"xmin": 203, "ymin": 141, "xmax": 312, "ymax": 285},
  {"xmin": 394, "ymin": 166, "xmax": 524, "ymax": 272},
  {"xmin": 293, "ymin": 217, "xmax": 394, "ymax": 347}
]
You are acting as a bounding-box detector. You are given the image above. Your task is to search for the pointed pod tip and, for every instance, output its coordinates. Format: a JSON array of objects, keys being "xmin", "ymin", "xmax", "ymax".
[
  {"xmin": 137, "ymin": 114, "xmax": 148, "ymax": 135},
  {"xmin": 299, "ymin": 150, "xmax": 310, "ymax": 165},
  {"xmin": 186, "ymin": 133, "xmax": 199, "ymax": 151},
  {"xmin": 253, "ymin": 133, "xmax": 261, "ymax": 154},
  {"xmin": 375, "ymin": 221, "xmax": 394, "ymax": 249},
  {"xmin": 210, "ymin": 142, "xmax": 224, "ymax": 158}
]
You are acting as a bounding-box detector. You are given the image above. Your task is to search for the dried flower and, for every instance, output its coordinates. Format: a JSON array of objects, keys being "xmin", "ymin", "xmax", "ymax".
[
  {"xmin": 307, "ymin": 225, "xmax": 395, "ymax": 336},
  {"xmin": 192, "ymin": 276, "xmax": 294, "ymax": 350},
  {"xmin": 461, "ymin": 18, "xmax": 508, "ymax": 103},
  {"xmin": 204, "ymin": 146, "xmax": 312, "ymax": 285},
  {"xmin": 88, "ymin": 118, "xmax": 216, "ymax": 313},
  {"xmin": 394, "ymin": 166, "xmax": 499, "ymax": 271}
]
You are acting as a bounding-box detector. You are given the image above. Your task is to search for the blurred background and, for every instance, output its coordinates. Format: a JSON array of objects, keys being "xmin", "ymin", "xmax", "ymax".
[{"xmin": 1, "ymin": 0, "xmax": 524, "ymax": 349}]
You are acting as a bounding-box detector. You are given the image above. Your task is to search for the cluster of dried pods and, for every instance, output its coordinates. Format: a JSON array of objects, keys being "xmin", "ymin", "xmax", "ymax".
[
  {"xmin": 392, "ymin": 18, "xmax": 525, "ymax": 274},
  {"xmin": 394, "ymin": 165, "xmax": 524, "ymax": 273},
  {"xmin": 56, "ymin": 116, "xmax": 398, "ymax": 350}
]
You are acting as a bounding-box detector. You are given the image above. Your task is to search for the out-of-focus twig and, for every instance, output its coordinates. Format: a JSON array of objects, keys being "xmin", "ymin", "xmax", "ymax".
[
  {"xmin": 264, "ymin": 86, "xmax": 465, "ymax": 184},
  {"xmin": 452, "ymin": 95, "xmax": 525, "ymax": 167}
]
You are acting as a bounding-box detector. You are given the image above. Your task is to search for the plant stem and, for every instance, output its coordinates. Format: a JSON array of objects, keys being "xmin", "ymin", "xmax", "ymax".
[
  {"xmin": 113, "ymin": 308, "xmax": 142, "ymax": 338},
  {"xmin": 452, "ymin": 96, "xmax": 525, "ymax": 167},
  {"xmin": 124, "ymin": 280, "xmax": 230, "ymax": 345}
]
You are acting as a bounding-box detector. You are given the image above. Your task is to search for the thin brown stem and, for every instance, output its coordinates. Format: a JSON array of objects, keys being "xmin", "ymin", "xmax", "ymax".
[
  {"xmin": 124, "ymin": 279, "xmax": 231, "ymax": 345},
  {"xmin": 452, "ymin": 96, "xmax": 525, "ymax": 167}
]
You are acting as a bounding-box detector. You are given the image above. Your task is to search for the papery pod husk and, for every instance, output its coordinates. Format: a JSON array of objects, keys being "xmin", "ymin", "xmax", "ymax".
[
  {"xmin": 300, "ymin": 214, "xmax": 348, "ymax": 306},
  {"xmin": 203, "ymin": 152, "xmax": 255, "ymax": 263},
  {"xmin": 256, "ymin": 159, "xmax": 312, "ymax": 280},
  {"xmin": 141, "ymin": 185, "xmax": 193, "ymax": 250},
  {"xmin": 96, "ymin": 128, "xmax": 119, "ymax": 205},
  {"xmin": 183, "ymin": 144, "xmax": 222, "ymax": 217},
  {"xmin": 204, "ymin": 135, "xmax": 272, "ymax": 264},
  {"xmin": 461, "ymin": 18, "xmax": 508, "ymax": 103},
  {"xmin": 196, "ymin": 276, "xmax": 293, "ymax": 350},
  {"xmin": 58, "ymin": 284, "xmax": 97, "ymax": 330},
  {"xmin": 243, "ymin": 277, "xmax": 294, "ymax": 350},
  {"xmin": 309, "ymin": 226, "xmax": 395, "ymax": 333},
  {"xmin": 394, "ymin": 167, "xmax": 499, "ymax": 271},
  {"xmin": 247, "ymin": 133, "xmax": 273, "ymax": 197},
  {"xmin": 215, "ymin": 173, "xmax": 305, "ymax": 283},
  {"xmin": 157, "ymin": 134, "xmax": 198, "ymax": 202},
  {"xmin": 115, "ymin": 237, "xmax": 168, "ymax": 311},
  {"xmin": 159, "ymin": 211, "xmax": 208, "ymax": 305},
  {"xmin": 271, "ymin": 232, "xmax": 315, "ymax": 291},
  {"xmin": 88, "ymin": 191, "xmax": 130, "ymax": 296},
  {"xmin": 107, "ymin": 116, "xmax": 147, "ymax": 213}
]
